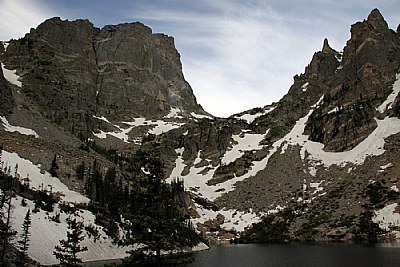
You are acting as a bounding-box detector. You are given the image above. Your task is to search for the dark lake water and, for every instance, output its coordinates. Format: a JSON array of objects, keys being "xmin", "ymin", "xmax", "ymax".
[{"xmin": 188, "ymin": 242, "xmax": 400, "ymax": 267}]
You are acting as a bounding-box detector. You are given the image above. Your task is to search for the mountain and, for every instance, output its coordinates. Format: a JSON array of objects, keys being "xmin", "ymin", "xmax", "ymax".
[
  {"xmin": 1, "ymin": 8, "xmax": 400, "ymax": 264},
  {"xmin": 1, "ymin": 17, "xmax": 207, "ymax": 138}
]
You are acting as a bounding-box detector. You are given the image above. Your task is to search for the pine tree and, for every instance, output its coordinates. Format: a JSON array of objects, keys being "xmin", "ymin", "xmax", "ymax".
[
  {"xmin": 50, "ymin": 154, "xmax": 59, "ymax": 178},
  {"xmin": 75, "ymin": 161, "xmax": 85, "ymax": 180},
  {"xmin": 85, "ymin": 159, "xmax": 103, "ymax": 206},
  {"xmin": 0, "ymin": 192, "xmax": 16, "ymax": 265},
  {"xmin": 53, "ymin": 213, "xmax": 88, "ymax": 266},
  {"xmin": 0, "ymin": 144, "xmax": 3, "ymax": 170},
  {"xmin": 17, "ymin": 209, "xmax": 31, "ymax": 267},
  {"xmin": 121, "ymin": 156, "xmax": 200, "ymax": 267}
]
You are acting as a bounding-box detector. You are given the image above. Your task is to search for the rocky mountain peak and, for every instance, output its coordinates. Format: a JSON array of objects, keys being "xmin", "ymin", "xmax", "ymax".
[
  {"xmin": 366, "ymin": 8, "xmax": 388, "ymax": 31},
  {"xmin": 1, "ymin": 17, "xmax": 206, "ymax": 137},
  {"xmin": 347, "ymin": 8, "xmax": 393, "ymax": 58},
  {"xmin": 304, "ymin": 8, "xmax": 400, "ymax": 152}
]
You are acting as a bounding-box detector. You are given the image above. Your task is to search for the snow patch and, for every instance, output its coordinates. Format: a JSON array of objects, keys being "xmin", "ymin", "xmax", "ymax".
[
  {"xmin": 190, "ymin": 112, "xmax": 213, "ymax": 120},
  {"xmin": 1, "ymin": 151, "xmax": 89, "ymax": 204},
  {"xmin": 301, "ymin": 117, "xmax": 400, "ymax": 168},
  {"xmin": 169, "ymin": 148, "xmax": 185, "ymax": 180},
  {"xmin": 93, "ymin": 115, "xmax": 110, "ymax": 123},
  {"xmin": 380, "ymin": 163, "xmax": 393, "ymax": 170},
  {"xmin": 2, "ymin": 41, "xmax": 9, "ymax": 51},
  {"xmin": 373, "ymin": 203, "xmax": 400, "ymax": 233},
  {"xmin": 93, "ymin": 118, "xmax": 184, "ymax": 143},
  {"xmin": 301, "ymin": 82, "xmax": 309, "ymax": 92},
  {"xmin": 148, "ymin": 120, "xmax": 184, "ymax": 135},
  {"xmin": 266, "ymin": 205, "xmax": 285, "ymax": 215},
  {"xmin": 310, "ymin": 180, "xmax": 324, "ymax": 195},
  {"xmin": 93, "ymin": 124, "xmax": 133, "ymax": 143},
  {"xmin": 192, "ymin": 204, "xmax": 264, "ymax": 233},
  {"xmin": 221, "ymin": 129, "xmax": 268, "ymax": 165},
  {"xmin": 377, "ymin": 72, "xmax": 400, "ymax": 113},
  {"xmin": 235, "ymin": 106, "xmax": 275, "ymax": 123},
  {"xmin": 1, "ymin": 62, "xmax": 22, "ymax": 87},
  {"xmin": 0, "ymin": 116, "xmax": 39, "ymax": 138},
  {"xmin": 164, "ymin": 107, "xmax": 184, "ymax": 119},
  {"xmin": 168, "ymin": 125, "xmax": 284, "ymax": 201},
  {"xmin": 328, "ymin": 107, "xmax": 339, "ymax": 114}
]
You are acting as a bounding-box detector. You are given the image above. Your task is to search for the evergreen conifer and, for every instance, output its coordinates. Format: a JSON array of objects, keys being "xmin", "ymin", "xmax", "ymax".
[
  {"xmin": 53, "ymin": 213, "xmax": 88, "ymax": 266},
  {"xmin": 121, "ymin": 156, "xmax": 200, "ymax": 266},
  {"xmin": 17, "ymin": 209, "xmax": 31, "ymax": 267}
]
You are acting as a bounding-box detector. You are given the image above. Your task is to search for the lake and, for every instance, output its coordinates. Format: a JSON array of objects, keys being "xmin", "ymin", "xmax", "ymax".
[{"xmin": 188, "ymin": 242, "xmax": 400, "ymax": 267}]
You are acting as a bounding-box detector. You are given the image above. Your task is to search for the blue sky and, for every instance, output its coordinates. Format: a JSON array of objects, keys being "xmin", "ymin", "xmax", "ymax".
[{"xmin": 1, "ymin": 0, "xmax": 399, "ymax": 117}]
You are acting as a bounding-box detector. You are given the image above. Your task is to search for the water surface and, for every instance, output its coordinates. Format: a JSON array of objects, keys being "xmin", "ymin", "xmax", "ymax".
[{"xmin": 188, "ymin": 242, "xmax": 400, "ymax": 267}]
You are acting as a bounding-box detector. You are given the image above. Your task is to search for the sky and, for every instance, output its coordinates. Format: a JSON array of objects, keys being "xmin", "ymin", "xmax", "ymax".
[{"xmin": 0, "ymin": 1, "xmax": 399, "ymax": 117}]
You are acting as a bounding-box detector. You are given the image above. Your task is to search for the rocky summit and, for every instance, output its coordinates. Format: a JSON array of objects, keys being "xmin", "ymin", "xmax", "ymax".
[{"xmin": 1, "ymin": 8, "xmax": 400, "ymax": 265}]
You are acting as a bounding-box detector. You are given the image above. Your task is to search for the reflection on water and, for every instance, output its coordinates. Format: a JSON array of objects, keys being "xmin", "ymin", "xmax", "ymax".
[{"xmin": 188, "ymin": 242, "xmax": 400, "ymax": 267}]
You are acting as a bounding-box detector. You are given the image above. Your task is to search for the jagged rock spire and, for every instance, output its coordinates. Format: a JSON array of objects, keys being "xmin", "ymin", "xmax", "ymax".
[
  {"xmin": 322, "ymin": 38, "xmax": 337, "ymax": 55},
  {"xmin": 366, "ymin": 8, "xmax": 388, "ymax": 30}
]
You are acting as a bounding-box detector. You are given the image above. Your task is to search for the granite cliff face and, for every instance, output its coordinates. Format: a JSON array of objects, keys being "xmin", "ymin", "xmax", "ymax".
[
  {"xmin": 1, "ymin": 17, "xmax": 206, "ymax": 137},
  {"xmin": 94, "ymin": 23, "xmax": 201, "ymax": 119}
]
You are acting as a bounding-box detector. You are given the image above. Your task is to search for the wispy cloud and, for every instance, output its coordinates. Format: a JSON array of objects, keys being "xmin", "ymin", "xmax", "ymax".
[{"xmin": 0, "ymin": 0, "xmax": 57, "ymax": 40}]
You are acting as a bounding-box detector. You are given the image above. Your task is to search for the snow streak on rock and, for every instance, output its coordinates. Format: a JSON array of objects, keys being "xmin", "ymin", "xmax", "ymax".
[
  {"xmin": 1, "ymin": 62, "xmax": 22, "ymax": 87},
  {"xmin": 93, "ymin": 116, "xmax": 184, "ymax": 143},
  {"xmin": 0, "ymin": 116, "xmax": 39, "ymax": 138},
  {"xmin": 235, "ymin": 106, "xmax": 275, "ymax": 123},
  {"xmin": 377, "ymin": 72, "xmax": 400, "ymax": 113},
  {"xmin": 190, "ymin": 112, "xmax": 213, "ymax": 120}
]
